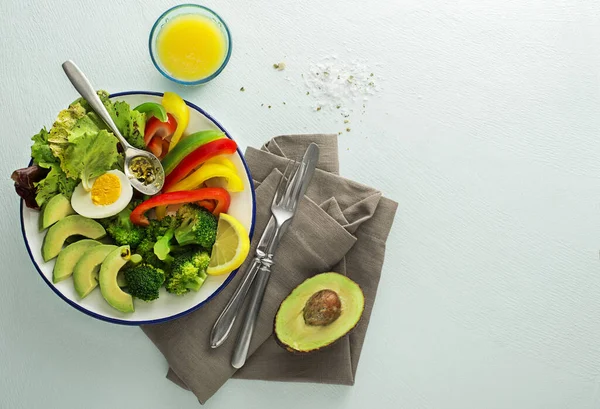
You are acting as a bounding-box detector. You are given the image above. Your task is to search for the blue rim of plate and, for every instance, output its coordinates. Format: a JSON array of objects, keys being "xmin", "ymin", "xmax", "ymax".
[
  {"xmin": 20, "ymin": 91, "xmax": 256, "ymax": 326},
  {"xmin": 148, "ymin": 4, "xmax": 232, "ymax": 85}
]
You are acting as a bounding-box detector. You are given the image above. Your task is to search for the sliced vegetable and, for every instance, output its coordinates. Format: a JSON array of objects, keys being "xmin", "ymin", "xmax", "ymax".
[
  {"xmin": 162, "ymin": 92, "xmax": 190, "ymax": 152},
  {"xmin": 147, "ymin": 135, "xmax": 164, "ymax": 158},
  {"xmin": 144, "ymin": 113, "xmax": 177, "ymax": 146},
  {"xmin": 166, "ymin": 163, "xmax": 244, "ymax": 193},
  {"xmin": 197, "ymin": 200, "xmax": 216, "ymax": 213},
  {"xmin": 203, "ymin": 156, "xmax": 237, "ymax": 171},
  {"xmin": 130, "ymin": 188, "xmax": 231, "ymax": 226},
  {"xmin": 161, "ymin": 130, "xmax": 224, "ymax": 176},
  {"xmin": 134, "ymin": 102, "xmax": 168, "ymax": 122},
  {"xmin": 162, "ymin": 139, "xmax": 238, "ymax": 192}
]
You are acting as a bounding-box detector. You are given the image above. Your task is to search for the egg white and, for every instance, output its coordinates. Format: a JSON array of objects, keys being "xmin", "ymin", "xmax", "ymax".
[{"xmin": 71, "ymin": 170, "xmax": 133, "ymax": 219}]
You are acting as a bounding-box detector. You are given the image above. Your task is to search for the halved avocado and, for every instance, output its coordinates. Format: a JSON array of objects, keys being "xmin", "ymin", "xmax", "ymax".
[
  {"xmin": 274, "ymin": 272, "xmax": 365, "ymax": 353},
  {"xmin": 39, "ymin": 194, "xmax": 75, "ymax": 231},
  {"xmin": 73, "ymin": 244, "xmax": 117, "ymax": 299},
  {"xmin": 52, "ymin": 239, "xmax": 101, "ymax": 283},
  {"xmin": 42, "ymin": 215, "xmax": 106, "ymax": 262},
  {"xmin": 98, "ymin": 246, "xmax": 134, "ymax": 313}
]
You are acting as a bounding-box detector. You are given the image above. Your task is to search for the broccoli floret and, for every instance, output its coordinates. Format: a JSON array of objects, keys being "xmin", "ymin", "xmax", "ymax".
[
  {"xmin": 174, "ymin": 204, "xmax": 218, "ymax": 249},
  {"xmin": 146, "ymin": 215, "xmax": 179, "ymax": 241},
  {"xmin": 136, "ymin": 237, "xmax": 170, "ymax": 273},
  {"xmin": 102, "ymin": 200, "xmax": 145, "ymax": 249},
  {"xmin": 153, "ymin": 216, "xmax": 181, "ymax": 262},
  {"xmin": 124, "ymin": 263, "xmax": 165, "ymax": 301},
  {"xmin": 165, "ymin": 249, "xmax": 210, "ymax": 295}
]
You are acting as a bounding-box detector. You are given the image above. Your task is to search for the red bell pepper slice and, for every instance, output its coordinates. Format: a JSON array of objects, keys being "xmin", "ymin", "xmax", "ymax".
[
  {"xmin": 147, "ymin": 136, "xmax": 163, "ymax": 158},
  {"xmin": 144, "ymin": 113, "xmax": 178, "ymax": 146},
  {"xmin": 130, "ymin": 188, "xmax": 231, "ymax": 226},
  {"xmin": 162, "ymin": 138, "xmax": 237, "ymax": 192},
  {"xmin": 196, "ymin": 199, "xmax": 216, "ymax": 213}
]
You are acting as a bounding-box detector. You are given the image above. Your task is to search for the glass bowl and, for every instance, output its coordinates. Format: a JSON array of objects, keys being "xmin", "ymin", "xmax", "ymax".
[{"xmin": 149, "ymin": 4, "xmax": 232, "ymax": 85}]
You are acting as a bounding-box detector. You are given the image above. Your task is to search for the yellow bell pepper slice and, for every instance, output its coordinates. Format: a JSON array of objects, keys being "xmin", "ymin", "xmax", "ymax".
[
  {"xmin": 202, "ymin": 157, "xmax": 238, "ymax": 189},
  {"xmin": 162, "ymin": 92, "xmax": 189, "ymax": 152},
  {"xmin": 166, "ymin": 163, "xmax": 244, "ymax": 193},
  {"xmin": 203, "ymin": 156, "xmax": 237, "ymax": 171}
]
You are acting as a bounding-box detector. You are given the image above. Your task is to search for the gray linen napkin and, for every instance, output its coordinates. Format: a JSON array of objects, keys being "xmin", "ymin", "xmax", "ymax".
[{"xmin": 142, "ymin": 134, "xmax": 398, "ymax": 404}]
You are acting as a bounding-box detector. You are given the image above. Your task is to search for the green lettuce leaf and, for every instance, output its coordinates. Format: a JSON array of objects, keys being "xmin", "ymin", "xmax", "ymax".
[
  {"xmin": 127, "ymin": 108, "xmax": 146, "ymax": 149},
  {"xmin": 34, "ymin": 164, "xmax": 76, "ymax": 207},
  {"xmin": 71, "ymin": 91, "xmax": 146, "ymax": 149},
  {"xmin": 62, "ymin": 129, "xmax": 119, "ymax": 190},
  {"xmin": 107, "ymin": 100, "xmax": 146, "ymax": 149},
  {"xmin": 31, "ymin": 128, "xmax": 58, "ymax": 168},
  {"xmin": 67, "ymin": 113, "xmax": 104, "ymax": 142},
  {"xmin": 70, "ymin": 90, "xmax": 111, "ymax": 113},
  {"xmin": 47, "ymin": 102, "xmax": 87, "ymax": 161}
]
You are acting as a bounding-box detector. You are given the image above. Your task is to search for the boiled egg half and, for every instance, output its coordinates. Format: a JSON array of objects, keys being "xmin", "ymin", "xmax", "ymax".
[{"xmin": 71, "ymin": 170, "xmax": 133, "ymax": 219}]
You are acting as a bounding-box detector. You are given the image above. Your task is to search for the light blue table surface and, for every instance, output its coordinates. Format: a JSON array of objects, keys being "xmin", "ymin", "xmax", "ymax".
[{"xmin": 2, "ymin": 1, "xmax": 600, "ymax": 408}]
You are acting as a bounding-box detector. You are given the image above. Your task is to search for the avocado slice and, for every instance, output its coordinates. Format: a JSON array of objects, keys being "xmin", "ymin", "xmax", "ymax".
[
  {"xmin": 73, "ymin": 244, "xmax": 118, "ymax": 299},
  {"xmin": 274, "ymin": 272, "xmax": 365, "ymax": 353},
  {"xmin": 42, "ymin": 215, "xmax": 106, "ymax": 262},
  {"xmin": 39, "ymin": 194, "xmax": 76, "ymax": 231},
  {"xmin": 52, "ymin": 239, "xmax": 101, "ymax": 283},
  {"xmin": 99, "ymin": 246, "xmax": 134, "ymax": 313}
]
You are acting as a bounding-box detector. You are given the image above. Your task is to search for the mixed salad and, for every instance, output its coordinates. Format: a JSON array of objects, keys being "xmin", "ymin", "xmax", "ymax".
[{"xmin": 12, "ymin": 91, "xmax": 250, "ymax": 313}]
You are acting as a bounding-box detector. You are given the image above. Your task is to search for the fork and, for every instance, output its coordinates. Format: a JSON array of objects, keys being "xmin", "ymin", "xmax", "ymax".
[
  {"xmin": 230, "ymin": 159, "xmax": 307, "ymax": 368},
  {"xmin": 209, "ymin": 162, "xmax": 297, "ymax": 349}
]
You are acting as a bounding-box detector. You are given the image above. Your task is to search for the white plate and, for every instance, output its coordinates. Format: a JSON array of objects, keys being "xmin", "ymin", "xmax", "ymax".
[{"xmin": 20, "ymin": 91, "xmax": 256, "ymax": 325}]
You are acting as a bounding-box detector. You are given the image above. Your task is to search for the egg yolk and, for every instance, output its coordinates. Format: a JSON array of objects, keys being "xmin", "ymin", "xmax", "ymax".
[{"xmin": 91, "ymin": 173, "xmax": 121, "ymax": 206}]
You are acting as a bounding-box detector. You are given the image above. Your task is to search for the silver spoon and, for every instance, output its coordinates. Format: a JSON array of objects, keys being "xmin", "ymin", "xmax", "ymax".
[{"xmin": 62, "ymin": 60, "xmax": 165, "ymax": 195}]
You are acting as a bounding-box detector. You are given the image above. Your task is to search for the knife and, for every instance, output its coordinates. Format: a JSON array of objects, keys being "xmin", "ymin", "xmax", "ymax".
[
  {"xmin": 209, "ymin": 160, "xmax": 302, "ymax": 348},
  {"xmin": 209, "ymin": 222, "xmax": 276, "ymax": 348},
  {"xmin": 231, "ymin": 143, "xmax": 319, "ymax": 368}
]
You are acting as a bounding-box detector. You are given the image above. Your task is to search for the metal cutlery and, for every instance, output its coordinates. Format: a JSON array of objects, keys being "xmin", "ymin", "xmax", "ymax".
[
  {"xmin": 231, "ymin": 143, "xmax": 320, "ymax": 368},
  {"xmin": 62, "ymin": 60, "xmax": 165, "ymax": 195},
  {"xmin": 209, "ymin": 162, "xmax": 297, "ymax": 348}
]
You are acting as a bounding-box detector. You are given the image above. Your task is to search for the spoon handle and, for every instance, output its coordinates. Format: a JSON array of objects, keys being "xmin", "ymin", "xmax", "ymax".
[{"xmin": 62, "ymin": 60, "xmax": 131, "ymax": 149}]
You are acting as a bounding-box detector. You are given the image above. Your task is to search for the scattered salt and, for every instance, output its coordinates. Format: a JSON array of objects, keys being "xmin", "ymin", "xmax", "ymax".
[{"xmin": 302, "ymin": 57, "xmax": 381, "ymax": 114}]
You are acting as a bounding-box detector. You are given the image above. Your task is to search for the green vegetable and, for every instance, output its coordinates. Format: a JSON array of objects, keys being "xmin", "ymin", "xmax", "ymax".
[
  {"xmin": 135, "ymin": 238, "xmax": 167, "ymax": 272},
  {"xmin": 108, "ymin": 101, "xmax": 146, "ymax": 149},
  {"xmin": 165, "ymin": 249, "xmax": 210, "ymax": 295},
  {"xmin": 61, "ymin": 129, "xmax": 120, "ymax": 190},
  {"xmin": 46, "ymin": 102, "xmax": 87, "ymax": 161},
  {"xmin": 135, "ymin": 216, "xmax": 178, "ymax": 273},
  {"xmin": 154, "ymin": 227, "xmax": 176, "ymax": 262},
  {"xmin": 146, "ymin": 215, "xmax": 180, "ymax": 242},
  {"xmin": 124, "ymin": 263, "xmax": 165, "ymax": 301},
  {"xmin": 160, "ymin": 130, "xmax": 224, "ymax": 175},
  {"xmin": 31, "ymin": 128, "xmax": 58, "ymax": 168},
  {"xmin": 34, "ymin": 164, "xmax": 77, "ymax": 207},
  {"xmin": 134, "ymin": 102, "xmax": 168, "ymax": 122},
  {"xmin": 23, "ymin": 91, "xmax": 147, "ymax": 206},
  {"xmin": 102, "ymin": 200, "xmax": 146, "ymax": 249},
  {"xmin": 174, "ymin": 204, "xmax": 218, "ymax": 249}
]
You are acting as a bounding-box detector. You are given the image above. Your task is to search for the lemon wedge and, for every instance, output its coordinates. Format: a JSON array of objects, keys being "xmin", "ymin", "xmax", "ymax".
[{"xmin": 207, "ymin": 213, "xmax": 250, "ymax": 276}]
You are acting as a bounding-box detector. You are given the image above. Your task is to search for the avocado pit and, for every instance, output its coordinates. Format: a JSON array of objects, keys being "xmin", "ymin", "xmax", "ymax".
[{"xmin": 303, "ymin": 289, "xmax": 342, "ymax": 326}]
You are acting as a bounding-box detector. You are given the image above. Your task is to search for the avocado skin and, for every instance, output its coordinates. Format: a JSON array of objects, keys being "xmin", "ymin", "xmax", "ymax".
[{"xmin": 273, "ymin": 272, "xmax": 365, "ymax": 354}]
